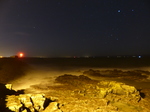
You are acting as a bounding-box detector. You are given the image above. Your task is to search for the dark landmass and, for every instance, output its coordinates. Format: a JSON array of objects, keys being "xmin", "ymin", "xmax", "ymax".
[
  {"xmin": 0, "ymin": 58, "xmax": 30, "ymax": 83},
  {"xmin": 19, "ymin": 57, "xmax": 150, "ymax": 68}
]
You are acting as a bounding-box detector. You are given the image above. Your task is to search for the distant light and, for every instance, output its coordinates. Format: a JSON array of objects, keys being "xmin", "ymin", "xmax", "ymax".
[
  {"xmin": 118, "ymin": 10, "xmax": 121, "ymax": 12},
  {"xmin": 84, "ymin": 56, "xmax": 90, "ymax": 58},
  {"xmin": 117, "ymin": 56, "xmax": 121, "ymax": 58},
  {"xmin": 18, "ymin": 52, "xmax": 24, "ymax": 58},
  {"xmin": 138, "ymin": 56, "xmax": 141, "ymax": 58},
  {"xmin": 0, "ymin": 56, "xmax": 3, "ymax": 58}
]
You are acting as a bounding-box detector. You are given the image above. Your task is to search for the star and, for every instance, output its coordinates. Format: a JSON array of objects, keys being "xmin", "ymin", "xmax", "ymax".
[{"xmin": 118, "ymin": 10, "xmax": 121, "ymax": 13}]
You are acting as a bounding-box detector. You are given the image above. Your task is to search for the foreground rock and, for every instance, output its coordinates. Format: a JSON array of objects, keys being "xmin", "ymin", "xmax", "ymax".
[
  {"xmin": 43, "ymin": 75, "xmax": 148, "ymax": 112},
  {"xmin": 6, "ymin": 94, "xmax": 46, "ymax": 112},
  {"xmin": 5, "ymin": 75, "xmax": 149, "ymax": 112}
]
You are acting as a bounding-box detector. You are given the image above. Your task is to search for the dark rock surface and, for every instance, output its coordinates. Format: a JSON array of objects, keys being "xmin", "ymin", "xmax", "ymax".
[{"xmin": 83, "ymin": 69, "xmax": 150, "ymax": 82}]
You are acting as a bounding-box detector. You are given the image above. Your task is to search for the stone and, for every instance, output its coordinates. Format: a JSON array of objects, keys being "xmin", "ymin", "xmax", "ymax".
[
  {"xmin": 99, "ymin": 88, "xmax": 109, "ymax": 98},
  {"xmin": 30, "ymin": 94, "xmax": 45, "ymax": 111},
  {"xmin": 22, "ymin": 109, "xmax": 28, "ymax": 112},
  {"xmin": 6, "ymin": 93, "xmax": 46, "ymax": 112},
  {"xmin": 19, "ymin": 94, "xmax": 33, "ymax": 108},
  {"xmin": 5, "ymin": 84, "xmax": 12, "ymax": 90},
  {"xmin": 43, "ymin": 102, "xmax": 61, "ymax": 112},
  {"xmin": 6, "ymin": 95, "xmax": 22, "ymax": 112},
  {"xmin": 97, "ymin": 81, "xmax": 142, "ymax": 103}
]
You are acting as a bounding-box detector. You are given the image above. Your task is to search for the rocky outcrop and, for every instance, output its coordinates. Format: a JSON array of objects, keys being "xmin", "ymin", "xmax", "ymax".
[
  {"xmin": 6, "ymin": 94, "xmax": 46, "ymax": 112},
  {"xmin": 69, "ymin": 80, "xmax": 141, "ymax": 104},
  {"xmin": 98, "ymin": 81, "xmax": 141, "ymax": 103},
  {"xmin": 52, "ymin": 75, "xmax": 147, "ymax": 111},
  {"xmin": 5, "ymin": 75, "xmax": 149, "ymax": 112},
  {"xmin": 5, "ymin": 84, "xmax": 12, "ymax": 90},
  {"xmin": 83, "ymin": 69, "xmax": 149, "ymax": 81}
]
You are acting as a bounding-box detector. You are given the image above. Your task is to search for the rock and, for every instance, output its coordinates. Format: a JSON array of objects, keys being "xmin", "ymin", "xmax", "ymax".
[
  {"xmin": 97, "ymin": 81, "xmax": 141, "ymax": 103},
  {"xmin": 5, "ymin": 84, "xmax": 12, "ymax": 90},
  {"xmin": 79, "ymin": 80, "xmax": 141, "ymax": 104},
  {"xmin": 22, "ymin": 109, "xmax": 28, "ymax": 112},
  {"xmin": 59, "ymin": 98, "xmax": 117, "ymax": 112},
  {"xmin": 53, "ymin": 75, "xmax": 145, "ymax": 111},
  {"xmin": 55, "ymin": 74, "xmax": 97, "ymax": 86},
  {"xmin": 83, "ymin": 69, "xmax": 101, "ymax": 77},
  {"xmin": 6, "ymin": 94, "xmax": 46, "ymax": 112},
  {"xmin": 43, "ymin": 102, "xmax": 62, "ymax": 112},
  {"xmin": 31, "ymin": 94, "xmax": 45, "ymax": 111},
  {"xmin": 5, "ymin": 77, "xmax": 146, "ymax": 112},
  {"xmin": 19, "ymin": 94, "xmax": 33, "ymax": 108},
  {"xmin": 83, "ymin": 69, "xmax": 149, "ymax": 82},
  {"xmin": 99, "ymin": 81, "xmax": 138, "ymax": 95},
  {"xmin": 6, "ymin": 95, "xmax": 22, "ymax": 112}
]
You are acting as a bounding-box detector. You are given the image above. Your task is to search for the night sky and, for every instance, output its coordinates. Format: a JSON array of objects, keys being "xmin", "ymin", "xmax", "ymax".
[{"xmin": 0, "ymin": 0, "xmax": 150, "ymax": 57}]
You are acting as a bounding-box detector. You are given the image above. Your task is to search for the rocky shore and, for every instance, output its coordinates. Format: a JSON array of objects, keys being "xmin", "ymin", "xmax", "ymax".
[{"xmin": 4, "ymin": 74, "xmax": 150, "ymax": 112}]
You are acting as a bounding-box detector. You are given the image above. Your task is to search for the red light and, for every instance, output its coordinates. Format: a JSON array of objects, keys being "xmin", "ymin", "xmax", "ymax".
[{"xmin": 18, "ymin": 52, "xmax": 24, "ymax": 58}]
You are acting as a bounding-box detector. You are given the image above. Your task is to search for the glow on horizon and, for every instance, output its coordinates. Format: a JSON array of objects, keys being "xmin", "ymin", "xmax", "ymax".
[{"xmin": 18, "ymin": 52, "xmax": 24, "ymax": 58}]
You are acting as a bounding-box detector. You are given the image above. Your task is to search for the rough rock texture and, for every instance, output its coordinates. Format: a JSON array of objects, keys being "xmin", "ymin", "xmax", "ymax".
[
  {"xmin": 97, "ymin": 81, "xmax": 141, "ymax": 103},
  {"xmin": 57, "ymin": 97, "xmax": 118, "ymax": 112},
  {"xmin": 5, "ymin": 84, "xmax": 12, "ymax": 90},
  {"xmin": 6, "ymin": 94, "xmax": 46, "ymax": 112},
  {"xmin": 5, "ymin": 75, "xmax": 149, "ymax": 112},
  {"xmin": 54, "ymin": 75, "xmax": 141, "ymax": 102},
  {"xmin": 41, "ymin": 75, "xmax": 148, "ymax": 112},
  {"xmin": 83, "ymin": 69, "xmax": 149, "ymax": 81}
]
